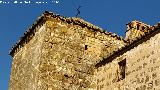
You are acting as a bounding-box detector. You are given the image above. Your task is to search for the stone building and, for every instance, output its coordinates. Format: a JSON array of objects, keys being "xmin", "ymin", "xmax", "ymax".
[{"xmin": 9, "ymin": 11, "xmax": 160, "ymax": 90}]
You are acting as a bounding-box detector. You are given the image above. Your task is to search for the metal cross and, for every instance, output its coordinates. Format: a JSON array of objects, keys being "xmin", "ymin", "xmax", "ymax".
[{"xmin": 76, "ymin": 6, "xmax": 82, "ymax": 17}]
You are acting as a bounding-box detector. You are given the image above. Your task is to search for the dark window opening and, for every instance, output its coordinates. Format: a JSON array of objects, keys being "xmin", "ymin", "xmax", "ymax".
[
  {"xmin": 142, "ymin": 26, "xmax": 145, "ymax": 30},
  {"xmin": 118, "ymin": 59, "xmax": 126, "ymax": 80},
  {"xmin": 137, "ymin": 24, "xmax": 140, "ymax": 30},
  {"xmin": 64, "ymin": 74, "xmax": 69, "ymax": 78},
  {"xmin": 85, "ymin": 45, "xmax": 88, "ymax": 50}
]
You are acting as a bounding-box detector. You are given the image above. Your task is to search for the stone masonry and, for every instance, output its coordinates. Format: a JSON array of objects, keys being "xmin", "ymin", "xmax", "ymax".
[{"xmin": 9, "ymin": 11, "xmax": 160, "ymax": 90}]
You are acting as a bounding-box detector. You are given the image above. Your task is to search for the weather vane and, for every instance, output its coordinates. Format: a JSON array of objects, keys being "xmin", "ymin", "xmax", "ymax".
[{"xmin": 76, "ymin": 6, "xmax": 82, "ymax": 17}]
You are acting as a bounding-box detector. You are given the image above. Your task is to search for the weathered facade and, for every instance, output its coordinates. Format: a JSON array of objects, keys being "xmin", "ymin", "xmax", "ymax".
[{"xmin": 9, "ymin": 11, "xmax": 160, "ymax": 90}]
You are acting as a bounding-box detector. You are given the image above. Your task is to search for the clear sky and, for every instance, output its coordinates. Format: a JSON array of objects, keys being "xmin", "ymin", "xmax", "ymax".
[{"xmin": 0, "ymin": 0, "xmax": 160, "ymax": 90}]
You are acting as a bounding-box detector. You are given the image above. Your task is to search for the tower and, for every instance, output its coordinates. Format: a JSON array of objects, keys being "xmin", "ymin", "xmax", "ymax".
[{"xmin": 9, "ymin": 11, "xmax": 125, "ymax": 90}]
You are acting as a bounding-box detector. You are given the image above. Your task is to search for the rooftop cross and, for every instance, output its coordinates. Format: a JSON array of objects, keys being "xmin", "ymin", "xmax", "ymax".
[{"xmin": 76, "ymin": 6, "xmax": 82, "ymax": 17}]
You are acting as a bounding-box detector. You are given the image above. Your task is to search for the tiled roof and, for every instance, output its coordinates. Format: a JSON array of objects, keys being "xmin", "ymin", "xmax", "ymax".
[
  {"xmin": 95, "ymin": 22, "xmax": 160, "ymax": 67},
  {"xmin": 9, "ymin": 11, "xmax": 126, "ymax": 56}
]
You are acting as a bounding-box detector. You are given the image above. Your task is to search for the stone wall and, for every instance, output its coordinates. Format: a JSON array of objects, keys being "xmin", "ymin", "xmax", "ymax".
[
  {"xmin": 95, "ymin": 29, "xmax": 160, "ymax": 90},
  {"xmin": 9, "ymin": 11, "xmax": 160, "ymax": 90},
  {"xmin": 9, "ymin": 15, "xmax": 125, "ymax": 90},
  {"xmin": 9, "ymin": 25, "xmax": 46, "ymax": 90},
  {"xmin": 37, "ymin": 17, "xmax": 125, "ymax": 90}
]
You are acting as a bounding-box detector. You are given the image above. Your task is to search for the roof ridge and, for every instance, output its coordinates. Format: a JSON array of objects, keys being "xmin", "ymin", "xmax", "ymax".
[
  {"xmin": 9, "ymin": 11, "xmax": 127, "ymax": 56},
  {"xmin": 44, "ymin": 11, "xmax": 126, "ymax": 42},
  {"xmin": 127, "ymin": 20, "xmax": 152, "ymax": 27},
  {"xmin": 9, "ymin": 12, "xmax": 46, "ymax": 56}
]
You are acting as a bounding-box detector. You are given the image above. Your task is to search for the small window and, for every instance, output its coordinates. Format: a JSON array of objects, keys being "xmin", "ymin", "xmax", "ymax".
[
  {"xmin": 118, "ymin": 59, "xmax": 126, "ymax": 80},
  {"xmin": 137, "ymin": 24, "xmax": 140, "ymax": 30},
  {"xmin": 85, "ymin": 45, "xmax": 88, "ymax": 50}
]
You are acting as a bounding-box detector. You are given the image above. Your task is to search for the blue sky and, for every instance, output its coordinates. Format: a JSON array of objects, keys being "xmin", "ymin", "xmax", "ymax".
[{"xmin": 0, "ymin": 0, "xmax": 160, "ymax": 90}]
